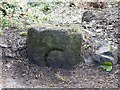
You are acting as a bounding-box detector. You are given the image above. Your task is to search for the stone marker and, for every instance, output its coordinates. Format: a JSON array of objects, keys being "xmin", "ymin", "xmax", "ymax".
[{"xmin": 27, "ymin": 26, "xmax": 82, "ymax": 69}]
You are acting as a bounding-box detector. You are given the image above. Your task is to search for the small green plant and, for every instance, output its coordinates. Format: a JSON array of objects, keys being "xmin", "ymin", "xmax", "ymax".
[
  {"xmin": 109, "ymin": 45, "xmax": 113, "ymax": 52},
  {"xmin": 0, "ymin": 10, "xmax": 12, "ymax": 28},
  {"xmin": 2, "ymin": 17, "xmax": 12, "ymax": 27},
  {"xmin": 43, "ymin": 3, "xmax": 50, "ymax": 12},
  {"xmin": 112, "ymin": 1, "xmax": 120, "ymax": 4},
  {"xmin": 100, "ymin": 62, "xmax": 113, "ymax": 72},
  {"xmin": 42, "ymin": 16, "xmax": 50, "ymax": 21},
  {"xmin": 19, "ymin": 31, "xmax": 27, "ymax": 36}
]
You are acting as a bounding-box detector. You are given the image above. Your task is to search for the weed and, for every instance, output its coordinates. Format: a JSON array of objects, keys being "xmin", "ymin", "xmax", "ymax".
[{"xmin": 43, "ymin": 3, "xmax": 50, "ymax": 12}]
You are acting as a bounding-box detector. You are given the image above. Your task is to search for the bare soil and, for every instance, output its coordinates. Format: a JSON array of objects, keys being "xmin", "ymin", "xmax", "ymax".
[{"xmin": 1, "ymin": 2, "xmax": 120, "ymax": 88}]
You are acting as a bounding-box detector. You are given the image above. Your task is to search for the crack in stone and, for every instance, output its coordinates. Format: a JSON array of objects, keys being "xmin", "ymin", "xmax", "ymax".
[{"xmin": 44, "ymin": 48, "xmax": 64, "ymax": 67}]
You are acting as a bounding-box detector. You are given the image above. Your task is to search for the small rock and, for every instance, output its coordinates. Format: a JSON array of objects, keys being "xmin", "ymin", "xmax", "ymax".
[
  {"xmin": 107, "ymin": 25, "xmax": 114, "ymax": 30},
  {"xmin": 94, "ymin": 45, "xmax": 118, "ymax": 64},
  {"xmin": 96, "ymin": 29, "xmax": 102, "ymax": 33},
  {"xmin": 82, "ymin": 11, "xmax": 96, "ymax": 22},
  {"xmin": 95, "ymin": 45, "xmax": 110, "ymax": 54},
  {"xmin": 83, "ymin": 29, "xmax": 96, "ymax": 37},
  {"xmin": 0, "ymin": 43, "xmax": 9, "ymax": 48},
  {"xmin": 12, "ymin": 44, "xmax": 18, "ymax": 52},
  {"xmin": 68, "ymin": 2, "xmax": 76, "ymax": 7}
]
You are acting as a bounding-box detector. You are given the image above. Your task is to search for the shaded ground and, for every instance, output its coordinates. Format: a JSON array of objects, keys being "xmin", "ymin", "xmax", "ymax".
[{"xmin": 0, "ymin": 2, "xmax": 120, "ymax": 88}]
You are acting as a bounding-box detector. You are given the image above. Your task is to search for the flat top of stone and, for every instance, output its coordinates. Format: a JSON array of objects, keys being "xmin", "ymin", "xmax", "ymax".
[
  {"xmin": 32, "ymin": 27, "xmax": 68, "ymax": 32},
  {"xmin": 28, "ymin": 24, "xmax": 82, "ymax": 34}
]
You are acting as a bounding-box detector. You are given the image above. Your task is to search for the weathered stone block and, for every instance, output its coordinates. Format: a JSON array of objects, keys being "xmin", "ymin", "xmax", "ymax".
[{"xmin": 27, "ymin": 26, "xmax": 82, "ymax": 69}]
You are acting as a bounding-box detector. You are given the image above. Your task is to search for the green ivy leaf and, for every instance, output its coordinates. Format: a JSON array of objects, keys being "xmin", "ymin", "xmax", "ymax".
[
  {"xmin": 100, "ymin": 62, "xmax": 113, "ymax": 72},
  {"xmin": 19, "ymin": 32, "xmax": 27, "ymax": 36}
]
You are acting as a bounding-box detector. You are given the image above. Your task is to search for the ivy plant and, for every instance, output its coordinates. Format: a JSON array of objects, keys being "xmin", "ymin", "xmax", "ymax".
[{"xmin": 100, "ymin": 62, "xmax": 113, "ymax": 72}]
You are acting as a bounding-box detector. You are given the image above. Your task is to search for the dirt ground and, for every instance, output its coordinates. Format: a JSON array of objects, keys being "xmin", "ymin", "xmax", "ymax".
[{"xmin": 0, "ymin": 2, "xmax": 120, "ymax": 88}]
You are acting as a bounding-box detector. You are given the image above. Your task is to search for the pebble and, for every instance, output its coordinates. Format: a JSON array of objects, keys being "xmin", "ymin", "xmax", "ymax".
[
  {"xmin": 96, "ymin": 29, "xmax": 102, "ymax": 33},
  {"xmin": 95, "ymin": 45, "xmax": 111, "ymax": 54},
  {"xmin": 0, "ymin": 43, "xmax": 9, "ymax": 48},
  {"xmin": 107, "ymin": 25, "xmax": 114, "ymax": 30}
]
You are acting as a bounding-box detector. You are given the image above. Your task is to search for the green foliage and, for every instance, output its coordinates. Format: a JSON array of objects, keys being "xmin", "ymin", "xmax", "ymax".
[
  {"xmin": 100, "ymin": 62, "xmax": 113, "ymax": 72},
  {"xmin": 2, "ymin": 18, "xmax": 12, "ymax": 27},
  {"xmin": 42, "ymin": 16, "xmax": 50, "ymax": 21},
  {"xmin": 0, "ymin": 11, "xmax": 12, "ymax": 28},
  {"xmin": 43, "ymin": 3, "xmax": 50, "ymax": 12},
  {"xmin": 112, "ymin": 1, "xmax": 120, "ymax": 4},
  {"xmin": 19, "ymin": 31, "xmax": 27, "ymax": 36},
  {"xmin": 0, "ymin": 1, "xmax": 54, "ymax": 30}
]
